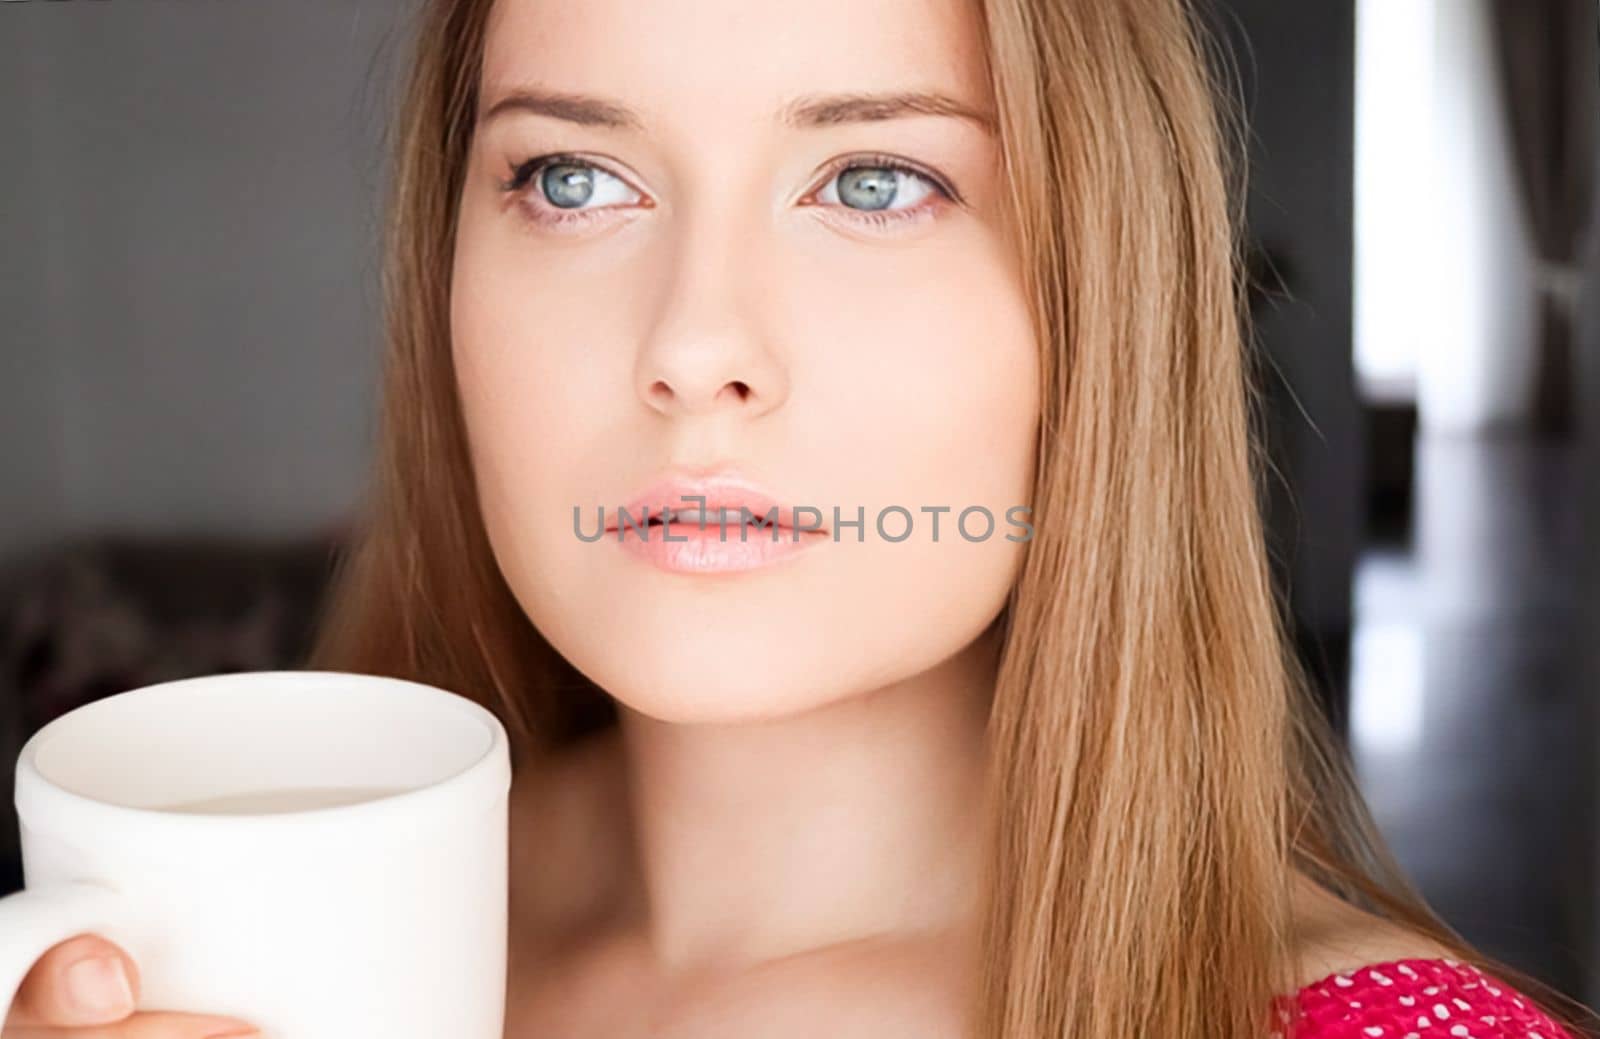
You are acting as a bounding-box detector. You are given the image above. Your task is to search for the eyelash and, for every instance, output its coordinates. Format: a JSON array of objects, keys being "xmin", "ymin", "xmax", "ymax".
[{"xmin": 496, "ymin": 151, "xmax": 958, "ymax": 233}]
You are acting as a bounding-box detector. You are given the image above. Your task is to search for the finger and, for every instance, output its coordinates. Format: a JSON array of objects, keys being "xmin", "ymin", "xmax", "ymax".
[
  {"xmin": 4, "ymin": 932, "xmax": 140, "ymax": 1029},
  {"xmin": 6, "ymin": 1009, "xmax": 261, "ymax": 1038}
]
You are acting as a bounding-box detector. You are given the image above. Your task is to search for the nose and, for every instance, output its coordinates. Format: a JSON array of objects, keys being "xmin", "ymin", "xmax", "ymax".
[{"xmin": 634, "ymin": 221, "xmax": 789, "ymax": 421}]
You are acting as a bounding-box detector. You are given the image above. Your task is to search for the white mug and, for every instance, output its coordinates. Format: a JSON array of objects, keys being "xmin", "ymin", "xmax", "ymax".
[{"xmin": 0, "ymin": 669, "xmax": 511, "ymax": 1038}]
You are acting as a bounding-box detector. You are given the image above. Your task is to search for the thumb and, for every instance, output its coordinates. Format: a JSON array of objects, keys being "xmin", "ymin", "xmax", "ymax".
[{"xmin": 6, "ymin": 933, "xmax": 139, "ymax": 1029}]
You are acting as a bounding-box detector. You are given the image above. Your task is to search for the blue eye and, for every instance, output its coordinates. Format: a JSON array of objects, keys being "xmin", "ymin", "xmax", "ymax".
[
  {"xmin": 818, "ymin": 163, "xmax": 940, "ymax": 213},
  {"xmin": 507, "ymin": 156, "xmax": 642, "ymax": 212},
  {"xmin": 805, "ymin": 156, "xmax": 957, "ymax": 230},
  {"xmin": 541, "ymin": 162, "xmax": 596, "ymax": 208}
]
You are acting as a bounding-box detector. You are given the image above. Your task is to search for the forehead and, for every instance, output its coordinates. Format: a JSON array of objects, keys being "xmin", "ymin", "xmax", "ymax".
[{"xmin": 479, "ymin": 0, "xmax": 993, "ymax": 127}]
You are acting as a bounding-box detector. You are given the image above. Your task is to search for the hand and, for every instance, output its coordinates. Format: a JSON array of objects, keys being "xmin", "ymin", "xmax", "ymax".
[{"xmin": 1, "ymin": 933, "xmax": 260, "ymax": 1038}]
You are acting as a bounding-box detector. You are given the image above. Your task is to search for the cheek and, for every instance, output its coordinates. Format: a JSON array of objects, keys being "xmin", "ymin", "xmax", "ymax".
[
  {"xmin": 451, "ymin": 218, "xmax": 628, "ymax": 435},
  {"xmin": 449, "ymin": 221, "xmax": 630, "ymax": 614},
  {"xmin": 753, "ymin": 234, "xmax": 1039, "ymax": 698},
  {"xmin": 780, "ymin": 227, "xmax": 1040, "ymax": 536}
]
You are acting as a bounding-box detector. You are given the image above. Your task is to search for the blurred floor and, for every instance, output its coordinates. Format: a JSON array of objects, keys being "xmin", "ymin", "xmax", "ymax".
[{"xmin": 1349, "ymin": 432, "xmax": 1596, "ymax": 1002}]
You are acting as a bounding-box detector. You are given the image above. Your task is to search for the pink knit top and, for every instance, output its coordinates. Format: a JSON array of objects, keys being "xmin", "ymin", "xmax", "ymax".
[{"xmin": 1272, "ymin": 957, "xmax": 1578, "ymax": 1038}]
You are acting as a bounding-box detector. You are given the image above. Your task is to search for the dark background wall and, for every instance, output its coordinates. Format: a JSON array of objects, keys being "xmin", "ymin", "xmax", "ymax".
[
  {"xmin": 0, "ymin": 2, "xmax": 402, "ymax": 561},
  {"xmin": 1206, "ymin": 0, "xmax": 1364, "ymax": 729}
]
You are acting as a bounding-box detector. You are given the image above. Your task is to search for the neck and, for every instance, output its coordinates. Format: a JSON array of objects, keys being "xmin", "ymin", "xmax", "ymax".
[{"xmin": 612, "ymin": 624, "xmax": 1001, "ymax": 974}]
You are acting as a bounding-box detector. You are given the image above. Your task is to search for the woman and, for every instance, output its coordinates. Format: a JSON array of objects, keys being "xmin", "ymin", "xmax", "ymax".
[{"xmin": 5, "ymin": 0, "xmax": 1596, "ymax": 1036}]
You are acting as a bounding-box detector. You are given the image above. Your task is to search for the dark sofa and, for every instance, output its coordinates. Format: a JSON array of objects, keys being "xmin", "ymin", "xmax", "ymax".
[{"xmin": 0, "ymin": 531, "xmax": 345, "ymax": 894}]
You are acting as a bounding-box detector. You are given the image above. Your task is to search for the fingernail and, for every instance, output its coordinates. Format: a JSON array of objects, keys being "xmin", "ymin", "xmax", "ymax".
[{"xmin": 64, "ymin": 954, "xmax": 134, "ymax": 1016}]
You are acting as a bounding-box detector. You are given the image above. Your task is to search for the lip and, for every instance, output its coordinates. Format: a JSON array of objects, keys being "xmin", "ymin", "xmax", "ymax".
[
  {"xmin": 601, "ymin": 467, "xmax": 829, "ymax": 575},
  {"xmin": 605, "ymin": 469, "xmax": 826, "ymax": 534}
]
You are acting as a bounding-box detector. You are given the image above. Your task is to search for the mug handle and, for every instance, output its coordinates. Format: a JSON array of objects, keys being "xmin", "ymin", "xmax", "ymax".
[{"xmin": 0, "ymin": 880, "xmax": 131, "ymax": 1026}]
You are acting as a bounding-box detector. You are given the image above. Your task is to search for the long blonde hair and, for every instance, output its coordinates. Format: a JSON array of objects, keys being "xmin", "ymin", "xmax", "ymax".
[{"xmin": 306, "ymin": 0, "xmax": 1599, "ymax": 1035}]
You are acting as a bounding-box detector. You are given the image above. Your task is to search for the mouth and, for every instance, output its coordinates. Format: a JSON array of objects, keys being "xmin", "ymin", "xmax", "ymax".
[{"xmin": 600, "ymin": 467, "xmax": 829, "ymax": 575}]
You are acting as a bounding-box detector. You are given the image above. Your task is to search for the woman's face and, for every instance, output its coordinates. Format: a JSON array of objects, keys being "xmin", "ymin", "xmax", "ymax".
[{"xmin": 451, "ymin": 0, "xmax": 1040, "ymax": 724}]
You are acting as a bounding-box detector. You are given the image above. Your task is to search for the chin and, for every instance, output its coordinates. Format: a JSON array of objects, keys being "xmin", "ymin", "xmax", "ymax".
[{"xmin": 559, "ymin": 617, "xmax": 862, "ymax": 725}]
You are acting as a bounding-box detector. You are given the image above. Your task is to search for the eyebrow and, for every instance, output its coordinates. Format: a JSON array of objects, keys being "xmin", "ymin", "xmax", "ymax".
[{"xmin": 477, "ymin": 86, "xmax": 997, "ymax": 134}]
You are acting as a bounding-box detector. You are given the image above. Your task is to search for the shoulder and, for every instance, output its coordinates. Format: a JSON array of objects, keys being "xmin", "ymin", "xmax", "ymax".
[
  {"xmin": 1278, "ymin": 957, "xmax": 1578, "ymax": 1039},
  {"xmin": 1287, "ymin": 873, "xmax": 1459, "ymax": 990},
  {"xmin": 1282, "ymin": 876, "xmax": 1576, "ymax": 1037}
]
